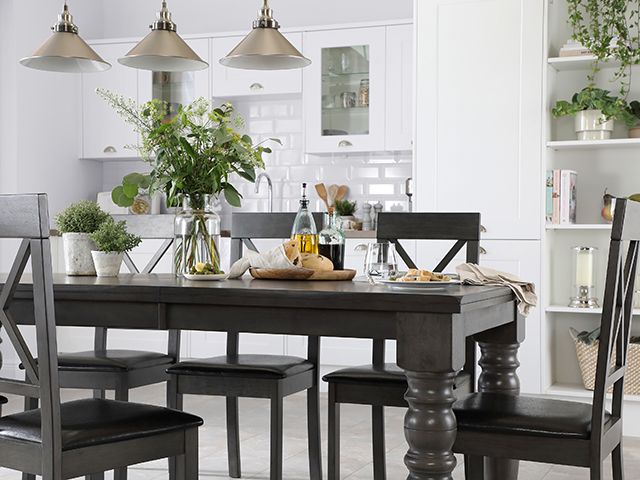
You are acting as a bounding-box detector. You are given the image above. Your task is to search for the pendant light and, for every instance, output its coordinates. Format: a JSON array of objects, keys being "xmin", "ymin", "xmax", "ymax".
[
  {"xmin": 19, "ymin": 2, "xmax": 111, "ymax": 73},
  {"xmin": 118, "ymin": 1, "xmax": 208, "ymax": 72},
  {"xmin": 220, "ymin": 0, "xmax": 311, "ymax": 70}
]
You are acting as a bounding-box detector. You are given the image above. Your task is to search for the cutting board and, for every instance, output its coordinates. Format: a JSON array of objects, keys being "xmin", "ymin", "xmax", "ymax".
[{"xmin": 249, "ymin": 268, "xmax": 356, "ymax": 281}]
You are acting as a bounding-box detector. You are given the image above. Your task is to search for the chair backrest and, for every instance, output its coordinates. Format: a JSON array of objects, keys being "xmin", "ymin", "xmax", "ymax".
[
  {"xmin": 229, "ymin": 212, "xmax": 323, "ymax": 361},
  {"xmin": 591, "ymin": 199, "xmax": 640, "ymax": 452},
  {"xmin": 376, "ymin": 212, "xmax": 481, "ymax": 271},
  {"xmin": 0, "ymin": 194, "xmax": 62, "ymax": 475}
]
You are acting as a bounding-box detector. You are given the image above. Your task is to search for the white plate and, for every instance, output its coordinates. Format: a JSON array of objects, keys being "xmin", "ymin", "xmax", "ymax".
[
  {"xmin": 377, "ymin": 279, "xmax": 461, "ymax": 289},
  {"xmin": 183, "ymin": 273, "xmax": 228, "ymax": 281}
]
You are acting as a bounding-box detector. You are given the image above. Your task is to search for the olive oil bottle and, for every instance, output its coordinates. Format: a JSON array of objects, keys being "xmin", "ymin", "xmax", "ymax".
[{"xmin": 291, "ymin": 183, "xmax": 319, "ymax": 254}]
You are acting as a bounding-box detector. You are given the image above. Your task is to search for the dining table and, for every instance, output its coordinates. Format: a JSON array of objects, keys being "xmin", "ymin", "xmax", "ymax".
[{"xmin": 10, "ymin": 274, "xmax": 525, "ymax": 480}]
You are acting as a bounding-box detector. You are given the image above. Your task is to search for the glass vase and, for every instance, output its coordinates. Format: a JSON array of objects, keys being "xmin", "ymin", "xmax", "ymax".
[{"xmin": 174, "ymin": 194, "xmax": 221, "ymax": 277}]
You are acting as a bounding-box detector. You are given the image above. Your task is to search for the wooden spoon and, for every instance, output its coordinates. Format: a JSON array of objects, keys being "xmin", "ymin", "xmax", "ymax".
[
  {"xmin": 327, "ymin": 184, "xmax": 339, "ymax": 206},
  {"xmin": 315, "ymin": 183, "xmax": 330, "ymax": 211},
  {"xmin": 335, "ymin": 185, "xmax": 349, "ymax": 203}
]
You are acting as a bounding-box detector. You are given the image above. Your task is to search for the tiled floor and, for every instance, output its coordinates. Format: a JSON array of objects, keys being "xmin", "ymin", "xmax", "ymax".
[{"xmin": 1, "ymin": 384, "xmax": 639, "ymax": 479}]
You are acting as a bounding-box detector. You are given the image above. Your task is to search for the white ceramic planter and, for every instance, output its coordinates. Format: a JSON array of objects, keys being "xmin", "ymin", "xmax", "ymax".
[
  {"xmin": 91, "ymin": 251, "xmax": 124, "ymax": 278},
  {"xmin": 575, "ymin": 109, "xmax": 614, "ymax": 140},
  {"xmin": 62, "ymin": 233, "xmax": 97, "ymax": 276}
]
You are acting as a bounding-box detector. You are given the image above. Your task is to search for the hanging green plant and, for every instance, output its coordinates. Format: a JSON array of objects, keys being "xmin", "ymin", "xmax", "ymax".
[{"xmin": 567, "ymin": 0, "xmax": 640, "ymax": 97}]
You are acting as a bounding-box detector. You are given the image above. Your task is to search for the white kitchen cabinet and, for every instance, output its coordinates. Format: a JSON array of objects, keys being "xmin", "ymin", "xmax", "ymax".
[
  {"xmin": 81, "ymin": 43, "xmax": 138, "ymax": 159},
  {"xmin": 212, "ymin": 34, "xmax": 303, "ymax": 98},
  {"xmin": 385, "ymin": 24, "xmax": 414, "ymax": 151},
  {"xmin": 415, "ymin": 0, "xmax": 543, "ymax": 240},
  {"xmin": 304, "ymin": 27, "xmax": 387, "ymax": 153}
]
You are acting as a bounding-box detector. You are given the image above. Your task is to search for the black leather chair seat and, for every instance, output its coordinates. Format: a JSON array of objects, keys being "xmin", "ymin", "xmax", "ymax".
[
  {"xmin": 55, "ymin": 350, "xmax": 175, "ymax": 373},
  {"xmin": 167, "ymin": 355, "xmax": 314, "ymax": 379},
  {"xmin": 454, "ymin": 393, "xmax": 608, "ymax": 440},
  {"xmin": 323, "ymin": 364, "xmax": 471, "ymax": 390},
  {"xmin": 0, "ymin": 398, "xmax": 202, "ymax": 450}
]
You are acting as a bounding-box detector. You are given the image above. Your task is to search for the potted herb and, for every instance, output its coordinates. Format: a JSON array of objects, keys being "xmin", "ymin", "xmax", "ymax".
[
  {"xmin": 55, "ymin": 201, "xmax": 110, "ymax": 276},
  {"xmin": 90, "ymin": 219, "xmax": 142, "ymax": 277},
  {"xmin": 628, "ymin": 101, "xmax": 640, "ymax": 138},
  {"xmin": 552, "ymin": 87, "xmax": 636, "ymax": 140},
  {"xmin": 97, "ymin": 90, "xmax": 276, "ymax": 276},
  {"xmin": 335, "ymin": 199, "xmax": 357, "ymax": 223}
]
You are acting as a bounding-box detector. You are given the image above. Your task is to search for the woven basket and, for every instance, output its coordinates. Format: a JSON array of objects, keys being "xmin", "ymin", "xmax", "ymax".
[{"xmin": 573, "ymin": 338, "xmax": 640, "ymax": 395}]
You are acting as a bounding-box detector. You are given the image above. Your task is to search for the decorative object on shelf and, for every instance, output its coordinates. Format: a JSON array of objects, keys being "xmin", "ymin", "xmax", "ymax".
[
  {"xmin": 220, "ymin": 0, "xmax": 311, "ymax": 70},
  {"xmin": 628, "ymin": 101, "xmax": 640, "ymax": 138},
  {"xmin": 358, "ymin": 79, "xmax": 370, "ymax": 107},
  {"xmin": 570, "ymin": 326, "xmax": 640, "ymax": 395},
  {"xmin": 97, "ymin": 91, "xmax": 273, "ymax": 276},
  {"xmin": 340, "ymin": 91, "xmax": 357, "ymax": 109},
  {"xmin": 552, "ymin": 87, "xmax": 636, "ymax": 140},
  {"xmin": 569, "ymin": 246, "xmax": 599, "ymax": 309},
  {"xmin": 567, "ymin": 0, "xmax": 640, "ymax": 97},
  {"xmin": 335, "ymin": 199, "xmax": 357, "ymax": 230},
  {"xmin": 362, "ymin": 203, "xmax": 373, "ymax": 231},
  {"xmin": 20, "ymin": 2, "xmax": 110, "ymax": 73},
  {"xmin": 96, "ymin": 192, "xmax": 128, "ymax": 215},
  {"xmin": 90, "ymin": 219, "xmax": 142, "ymax": 278},
  {"xmin": 111, "ymin": 173, "xmax": 155, "ymax": 215},
  {"xmin": 372, "ymin": 202, "xmax": 384, "ymax": 230},
  {"xmin": 55, "ymin": 201, "xmax": 110, "ymax": 276},
  {"xmin": 319, "ymin": 211, "xmax": 346, "ymax": 270},
  {"xmin": 558, "ymin": 39, "xmax": 592, "ymax": 58},
  {"xmin": 601, "ymin": 189, "xmax": 617, "ymax": 223},
  {"xmin": 118, "ymin": 1, "xmax": 208, "ymax": 72}
]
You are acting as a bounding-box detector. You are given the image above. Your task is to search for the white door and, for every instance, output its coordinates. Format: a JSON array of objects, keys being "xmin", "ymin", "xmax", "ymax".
[
  {"xmin": 212, "ymin": 34, "xmax": 303, "ymax": 98},
  {"xmin": 385, "ymin": 24, "xmax": 414, "ymax": 151},
  {"xmin": 304, "ymin": 27, "xmax": 387, "ymax": 153},
  {"xmin": 415, "ymin": 0, "xmax": 543, "ymax": 240},
  {"xmin": 81, "ymin": 43, "xmax": 138, "ymax": 159}
]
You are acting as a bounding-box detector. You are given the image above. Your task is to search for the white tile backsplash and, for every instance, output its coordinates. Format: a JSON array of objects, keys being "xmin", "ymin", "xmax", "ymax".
[{"xmin": 231, "ymin": 97, "xmax": 413, "ymax": 218}]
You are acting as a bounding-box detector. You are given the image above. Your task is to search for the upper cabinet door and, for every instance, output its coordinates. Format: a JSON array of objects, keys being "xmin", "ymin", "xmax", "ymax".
[
  {"xmin": 385, "ymin": 24, "xmax": 414, "ymax": 152},
  {"xmin": 211, "ymin": 33, "xmax": 303, "ymax": 98},
  {"xmin": 304, "ymin": 27, "xmax": 386, "ymax": 154},
  {"xmin": 415, "ymin": 0, "xmax": 543, "ymax": 240},
  {"xmin": 81, "ymin": 43, "xmax": 138, "ymax": 159}
]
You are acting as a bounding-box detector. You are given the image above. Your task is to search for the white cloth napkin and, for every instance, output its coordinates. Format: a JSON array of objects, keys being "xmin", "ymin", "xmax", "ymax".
[
  {"xmin": 228, "ymin": 244, "xmax": 298, "ymax": 279},
  {"xmin": 455, "ymin": 263, "xmax": 538, "ymax": 316}
]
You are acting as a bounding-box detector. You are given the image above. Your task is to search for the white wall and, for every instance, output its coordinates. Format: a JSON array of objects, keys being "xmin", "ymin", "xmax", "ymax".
[{"xmin": 89, "ymin": 0, "xmax": 413, "ymax": 39}]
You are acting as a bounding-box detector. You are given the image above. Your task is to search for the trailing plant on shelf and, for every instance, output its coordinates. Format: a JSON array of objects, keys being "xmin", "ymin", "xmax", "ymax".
[
  {"xmin": 567, "ymin": 0, "xmax": 640, "ymax": 97},
  {"xmin": 90, "ymin": 219, "xmax": 142, "ymax": 278}
]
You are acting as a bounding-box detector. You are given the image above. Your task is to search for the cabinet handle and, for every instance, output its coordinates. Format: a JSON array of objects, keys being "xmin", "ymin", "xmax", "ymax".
[
  {"xmin": 338, "ymin": 140, "xmax": 353, "ymax": 148},
  {"xmin": 103, "ymin": 146, "xmax": 117, "ymax": 154},
  {"xmin": 480, "ymin": 246, "xmax": 487, "ymax": 255},
  {"xmin": 480, "ymin": 225, "xmax": 487, "ymax": 233},
  {"xmin": 250, "ymin": 83, "xmax": 264, "ymax": 91}
]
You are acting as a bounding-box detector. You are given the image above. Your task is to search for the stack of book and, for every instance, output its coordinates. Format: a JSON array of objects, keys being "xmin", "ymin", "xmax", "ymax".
[{"xmin": 546, "ymin": 170, "xmax": 577, "ymax": 224}]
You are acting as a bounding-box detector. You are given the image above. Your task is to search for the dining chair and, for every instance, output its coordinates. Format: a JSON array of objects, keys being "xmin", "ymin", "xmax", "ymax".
[
  {"xmin": 167, "ymin": 212, "xmax": 324, "ymax": 480},
  {"xmin": 0, "ymin": 193, "xmax": 202, "ymax": 480},
  {"xmin": 323, "ymin": 212, "xmax": 481, "ymax": 480},
  {"xmin": 453, "ymin": 198, "xmax": 640, "ymax": 480},
  {"xmin": 24, "ymin": 215, "xmax": 179, "ymax": 480}
]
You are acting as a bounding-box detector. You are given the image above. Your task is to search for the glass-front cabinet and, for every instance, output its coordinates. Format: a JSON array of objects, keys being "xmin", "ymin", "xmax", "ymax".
[{"xmin": 304, "ymin": 27, "xmax": 386, "ymax": 153}]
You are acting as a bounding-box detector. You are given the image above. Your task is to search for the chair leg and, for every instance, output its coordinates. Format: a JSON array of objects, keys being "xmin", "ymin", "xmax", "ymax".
[
  {"xmin": 372, "ymin": 405, "xmax": 387, "ymax": 480},
  {"xmin": 464, "ymin": 455, "xmax": 485, "ymax": 480},
  {"xmin": 307, "ymin": 385, "xmax": 322, "ymax": 480},
  {"xmin": 175, "ymin": 428, "xmax": 199, "ymax": 480},
  {"xmin": 24, "ymin": 397, "xmax": 38, "ymax": 411},
  {"xmin": 92, "ymin": 389, "xmax": 105, "ymax": 400},
  {"xmin": 270, "ymin": 394, "xmax": 284, "ymax": 480},
  {"xmin": 167, "ymin": 377, "xmax": 183, "ymax": 480},
  {"xmin": 613, "ymin": 443, "xmax": 624, "ymax": 480},
  {"xmin": 328, "ymin": 385, "xmax": 340, "ymax": 480},
  {"xmin": 114, "ymin": 386, "xmax": 129, "ymax": 480},
  {"xmin": 591, "ymin": 460, "xmax": 604, "ymax": 480},
  {"xmin": 87, "ymin": 475, "xmax": 105, "ymax": 480},
  {"xmin": 226, "ymin": 396, "xmax": 242, "ymax": 478}
]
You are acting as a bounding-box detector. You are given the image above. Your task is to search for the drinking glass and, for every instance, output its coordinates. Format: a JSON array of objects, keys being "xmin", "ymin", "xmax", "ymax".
[{"xmin": 365, "ymin": 242, "xmax": 398, "ymax": 282}]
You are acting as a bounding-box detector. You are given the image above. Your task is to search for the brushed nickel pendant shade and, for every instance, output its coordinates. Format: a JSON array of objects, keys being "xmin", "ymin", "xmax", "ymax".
[
  {"xmin": 220, "ymin": 0, "xmax": 311, "ymax": 70},
  {"xmin": 19, "ymin": 3, "xmax": 111, "ymax": 73},
  {"xmin": 118, "ymin": 1, "xmax": 208, "ymax": 72}
]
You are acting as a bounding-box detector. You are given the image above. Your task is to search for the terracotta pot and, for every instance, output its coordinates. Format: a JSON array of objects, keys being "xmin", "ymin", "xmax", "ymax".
[{"xmin": 629, "ymin": 126, "xmax": 640, "ymax": 138}]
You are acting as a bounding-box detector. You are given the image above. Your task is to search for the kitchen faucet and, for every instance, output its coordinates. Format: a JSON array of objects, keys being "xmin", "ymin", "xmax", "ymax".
[{"xmin": 255, "ymin": 172, "xmax": 274, "ymax": 213}]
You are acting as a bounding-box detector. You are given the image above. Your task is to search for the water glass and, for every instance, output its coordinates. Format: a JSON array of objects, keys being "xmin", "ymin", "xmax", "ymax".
[{"xmin": 365, "ymin": 242, "xmax": 398, "ymax": 282}]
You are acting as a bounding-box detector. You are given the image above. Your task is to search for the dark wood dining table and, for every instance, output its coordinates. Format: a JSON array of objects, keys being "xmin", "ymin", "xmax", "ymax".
[{"xmin": 10, "ymin": 274, "xmax": 524, "ymax": 480}]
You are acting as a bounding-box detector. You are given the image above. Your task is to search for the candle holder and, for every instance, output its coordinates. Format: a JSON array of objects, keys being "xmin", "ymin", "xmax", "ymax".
[{"xmin": 569, "ymin": 246, "xmax": 599, "ymax": 308}]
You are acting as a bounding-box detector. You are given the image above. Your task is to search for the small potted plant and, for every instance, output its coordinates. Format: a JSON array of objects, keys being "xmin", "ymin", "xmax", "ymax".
[
  {"xmin": 627, "ymin": 101, "xmax": 640, "ymax": 138},
  {"xmin": 90, "ymin": 219, "xmax": 142, "ymax": 277},
  {"xmin": 552, "ymin": 87, "xmax": 636, "ymax": 140},
  {"xmin": 55, "ymin": 201, "xmax": 110, "ymax": 276},
  {"xmin": 335, "ymin": 199, "xmax": 358, "ymax": 229}
]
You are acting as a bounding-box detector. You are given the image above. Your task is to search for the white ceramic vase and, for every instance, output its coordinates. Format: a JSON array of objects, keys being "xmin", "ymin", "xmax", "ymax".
[
  {"xmin": 91, "ymin": 251, "xmax": 124, "ymax": 278},
  {"xmin": 62, "ymin": 233, "xmax": 97, "ymax": 276},
  {"xmin": 575, "ymin": 110, "xmax": 614, "ymax": 140}
]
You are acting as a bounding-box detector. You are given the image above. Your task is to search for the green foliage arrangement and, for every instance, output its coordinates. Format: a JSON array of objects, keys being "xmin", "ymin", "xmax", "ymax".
[
  {"xmin": 55, "ymin": 201, "xmax": 110, "ymax": 234},
  {"xmin": 552, "ymin": 87, "xmax": 636, "ymax": 127},
  {"xmin": 97, "ymin": 89, "xmax": 278, "ymax": 210},
  {"xmin": 90, "ymin": 219, "xmax": 142, "ymax": 254},
  {"xmin": 335, "ymin": 199, "xmax": 357, "ymax": 216},
  {"xmin": 112, "ymin": 173, "xmax": 152, "ymax": 208},
  {"xmin": 567, "ymin": 0, "xmax": 640, "ymax": 96}
]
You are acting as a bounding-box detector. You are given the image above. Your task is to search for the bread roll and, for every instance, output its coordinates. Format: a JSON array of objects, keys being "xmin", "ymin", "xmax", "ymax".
[
  {"xmin": 301, "ymin": 253, "xmax": 334, "ymax": 272},
  {"xmin": 283, "ymin": 240, "xmax": 302, "ymax": 267}
]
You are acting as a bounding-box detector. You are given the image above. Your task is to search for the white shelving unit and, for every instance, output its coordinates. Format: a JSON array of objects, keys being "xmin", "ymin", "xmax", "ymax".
[
  {"xmin": 546, "ymin": 305, "xmax": 640, "ymax": 316},
  {"xmin": 548, "ymin": 55, "xmax": 618, "ymax": 71},
  {"xmin": 545, "ymin": 224, "xmax": 611, "ymax": 231},
  {"xmin": 547, "ymin": 138, "xmax": 640, "ymax": 150}
]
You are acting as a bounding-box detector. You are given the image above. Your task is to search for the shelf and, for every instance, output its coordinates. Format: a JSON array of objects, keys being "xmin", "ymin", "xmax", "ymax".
[
  {"xmin": 546, "ymin": 383, "xmax": 640, "ymax": 403},
  {"xmin": 322, "ymin": 71, "xmax": 370, "ymax": 78},
  {"xmin": 546, "ymin": 305, "xmax": 640, "ymax": 315},
  {"xmin": 546, "ymin": 224, "xmax": 611, "ymax": 231},
  {"xmin": 547, "ymin": 55, "xmax": 626, "ymax": 72},
  {"xmin": 80, "ymin": 156, "xmax": 143, "ymax": 163},
  {"xmin": 547, "ymin": 138, "xmax": 640, "ymax": 150}
]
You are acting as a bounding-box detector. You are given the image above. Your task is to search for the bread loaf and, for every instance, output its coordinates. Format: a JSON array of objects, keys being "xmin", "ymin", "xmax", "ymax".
[
  {"xmin": 301, "ymin": 253, "xmax": 334, "ymax": 272},
  {"xmin": 283, "ymin": 240, "xmax": 302, "ymax": 267}
]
